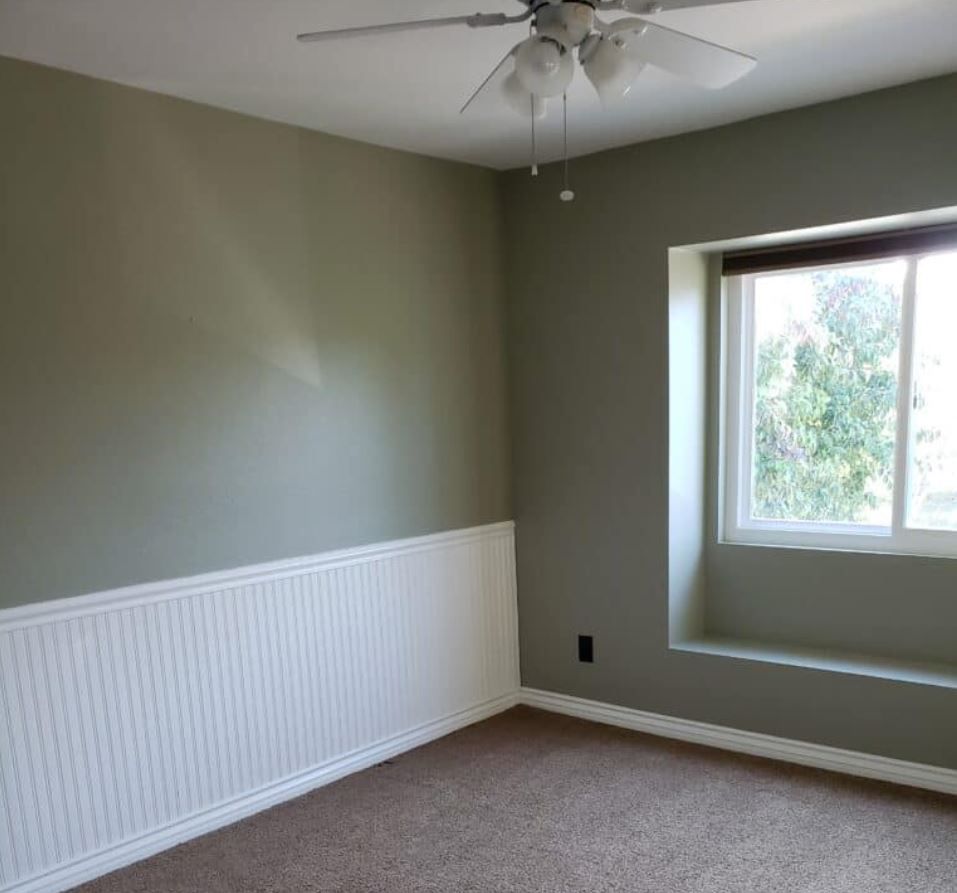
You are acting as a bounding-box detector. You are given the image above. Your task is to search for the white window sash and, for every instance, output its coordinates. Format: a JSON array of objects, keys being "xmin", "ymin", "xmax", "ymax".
[{"xmin": 890, "ymin": 257, "xmax": 919, "ymax": 537}]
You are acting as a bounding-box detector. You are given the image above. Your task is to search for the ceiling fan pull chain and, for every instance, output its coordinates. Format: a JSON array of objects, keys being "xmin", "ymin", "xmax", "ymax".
[
  {"xmin": 527, "ymin": 9, "xmax": 540, "ymax": 175},
  {"xmin": 560, "ymin": 92, "xmax": 575, "ymax": 202},
  {"xmin": 530, "ymin": 12, "xmax": 537, "ymax": 175}
]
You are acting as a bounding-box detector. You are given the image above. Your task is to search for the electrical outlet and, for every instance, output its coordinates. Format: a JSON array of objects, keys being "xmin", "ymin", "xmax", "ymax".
[{"xmin": 578, "ymin": 634, "xmax": 594, "ymax": 663}]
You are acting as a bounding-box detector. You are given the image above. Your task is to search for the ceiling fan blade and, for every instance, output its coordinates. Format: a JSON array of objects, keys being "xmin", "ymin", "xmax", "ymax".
[
  {"xmin": 297, "ymin": 12, "xmax": 516, "ymax": 43},
  {"xmin": 616, "ymin": 0, "xmax": 752, "ymax": 11},
  {"xmin": 459, "ymin": 44, "xmax": 521, "ymax": 115},
  {"xmin": 607, "ymin": 17, "xmax": 755, "ymax": 88}
]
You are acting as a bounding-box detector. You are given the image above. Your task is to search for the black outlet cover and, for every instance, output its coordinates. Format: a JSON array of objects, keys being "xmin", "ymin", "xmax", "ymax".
[{"xmin": 578, "ymin": 635, "xmax": 594, "ymax": 663}]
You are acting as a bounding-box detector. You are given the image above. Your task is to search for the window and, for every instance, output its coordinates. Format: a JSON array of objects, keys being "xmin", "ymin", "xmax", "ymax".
[{"xmin": 723, "ymin": 235, "xmax": 957, "ymax": 557}]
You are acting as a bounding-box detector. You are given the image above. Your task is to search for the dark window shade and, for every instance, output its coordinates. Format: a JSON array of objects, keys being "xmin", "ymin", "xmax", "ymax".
[{"xmin": 722, "ymin": 223, "xmax": 957, "ymax": 276}]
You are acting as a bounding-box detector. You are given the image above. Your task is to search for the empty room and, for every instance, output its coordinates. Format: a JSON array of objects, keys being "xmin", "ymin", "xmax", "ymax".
[{"xmin": 1, "ymin": 1, "xmax": 956, "ymax": 891}]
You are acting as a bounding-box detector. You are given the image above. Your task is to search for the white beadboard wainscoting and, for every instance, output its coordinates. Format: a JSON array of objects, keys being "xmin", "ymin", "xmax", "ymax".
[{"xmin": 0, "ymin": 522, "xmax": 519, "ymax": 893}]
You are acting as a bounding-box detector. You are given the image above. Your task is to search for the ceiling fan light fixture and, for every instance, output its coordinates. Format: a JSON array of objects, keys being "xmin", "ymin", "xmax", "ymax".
[
  {"xmin": 502, "ymin": 71, "xmax": 547, "ymax": 119},
  {"xmin": 514, "ymin": 36, "xmax": 574, "ymax": 98},
  {"xmin": 582, "ymin": 35, "xmax": 646, "ymax": 105}
]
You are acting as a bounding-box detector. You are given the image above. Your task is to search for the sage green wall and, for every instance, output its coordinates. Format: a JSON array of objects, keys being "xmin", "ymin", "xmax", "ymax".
[
  {"xmin": 0, "ymin": 56, "xmax": 510, "ymax": 608},
  {"xmin": 504, "ymin": 75, "xmax": 957, "ymax": 767}
]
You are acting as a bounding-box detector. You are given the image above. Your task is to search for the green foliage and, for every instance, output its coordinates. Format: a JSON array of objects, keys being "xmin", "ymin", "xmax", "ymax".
[{"xmin": 752, "ymin": 271, "xmax": 900, "ymax": 523}]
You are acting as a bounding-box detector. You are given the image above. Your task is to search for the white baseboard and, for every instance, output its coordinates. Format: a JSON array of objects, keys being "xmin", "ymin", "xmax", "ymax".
[
  {"xmin": 6, "ymin": 692, "xmax": 519, "ymax": 893},
  {"xmin": 520, "ymin": 687, "xmax": 957, "ymax": 797}
]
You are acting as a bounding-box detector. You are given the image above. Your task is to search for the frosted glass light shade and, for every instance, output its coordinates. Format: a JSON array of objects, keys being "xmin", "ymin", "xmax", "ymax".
[
  {"xmin": 582, "ymin": 36, "xmax": 645, "ymax": 104},
  {"xmin": 503, "ymin": 71, "xmax": 547, "ymax": 119},
  {"xmin": 514, "ymin": 36, "xmax": 574, "ymax": 98}
]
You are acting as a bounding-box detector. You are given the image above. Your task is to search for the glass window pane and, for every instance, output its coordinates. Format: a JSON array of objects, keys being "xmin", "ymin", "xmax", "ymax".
[
  {"xmin": 749, "ymin": 262, "xmax": 904, "ymax": 525},
  {"xmin": 907, "ymin": 252, "xmax": 957, "ymax": 531}
]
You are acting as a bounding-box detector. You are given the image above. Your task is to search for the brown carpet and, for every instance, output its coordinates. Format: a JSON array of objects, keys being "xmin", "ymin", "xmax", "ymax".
[{"xmin": 75, "ymin": 706, "xmax": 957, "ymax": 893}]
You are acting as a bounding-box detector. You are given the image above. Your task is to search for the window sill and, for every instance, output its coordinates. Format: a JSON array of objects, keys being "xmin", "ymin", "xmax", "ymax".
[
  {"xmin": 672, "ymin": 636, "xmax": 957, "ymax": 690},
  {"xmin": 717, "ymin": 537, "xmax": 957, "ymax": 562}
]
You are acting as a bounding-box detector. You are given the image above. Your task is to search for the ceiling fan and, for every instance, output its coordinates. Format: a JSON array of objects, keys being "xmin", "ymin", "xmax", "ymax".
[{"xmin": 298, "ymin": 1, "xmax": 756, "ymax": 198}]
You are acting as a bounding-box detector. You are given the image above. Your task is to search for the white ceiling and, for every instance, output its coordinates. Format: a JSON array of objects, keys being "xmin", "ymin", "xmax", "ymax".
[{"xmin": 2, "ymin": 0, "xmax": 957, "ymax": 169}]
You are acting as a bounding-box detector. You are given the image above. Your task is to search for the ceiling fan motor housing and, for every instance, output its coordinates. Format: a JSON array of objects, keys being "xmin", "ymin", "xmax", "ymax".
[{"xmin": 533, "ymin": 2, "xmax": 596, "ymax": 49}]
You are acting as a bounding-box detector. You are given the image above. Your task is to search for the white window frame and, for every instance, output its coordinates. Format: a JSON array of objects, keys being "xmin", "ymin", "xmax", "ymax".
[{"xmin": 722, "ymin": 252, "xmax": 957, "ymax": 559}]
